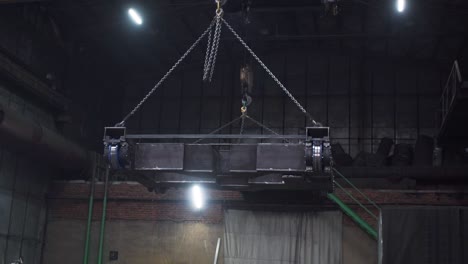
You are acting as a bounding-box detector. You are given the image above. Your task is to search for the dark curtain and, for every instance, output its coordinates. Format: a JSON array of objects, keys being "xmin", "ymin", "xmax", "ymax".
[
  {"xmin": 381, "ymin": 206, "xmax": 468, "ymax": 264},
  {"xmin": 224, "ymin": 210, "xmax": 342, "ymax": 264}
]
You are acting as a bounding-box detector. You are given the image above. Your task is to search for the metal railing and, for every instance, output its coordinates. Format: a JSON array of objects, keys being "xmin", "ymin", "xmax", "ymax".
[
  {"xmin": 328, "ymin": 168, "xmax": 381, "ymax": 240},
  {"xmin": 440, "ymin": 60, "xmax": 463, "ymax": 128}
]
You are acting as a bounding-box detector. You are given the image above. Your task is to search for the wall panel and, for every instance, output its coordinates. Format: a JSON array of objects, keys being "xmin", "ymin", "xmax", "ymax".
[{"xmin": 0, "ymin": 84, "xmax": 54, "ymax": 264}]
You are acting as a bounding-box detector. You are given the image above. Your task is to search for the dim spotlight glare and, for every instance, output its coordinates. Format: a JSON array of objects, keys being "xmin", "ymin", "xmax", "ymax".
[
  {"xmin": 191, "ymin": 185, "xmax": 204, "ymax": 209},
  {"xmin": 397, "ymin": 0, "xmax": 405, "ymax": 13},
  {"xmin": 128, "ymin": 8, "xmax": 143, "ymax": 25}
]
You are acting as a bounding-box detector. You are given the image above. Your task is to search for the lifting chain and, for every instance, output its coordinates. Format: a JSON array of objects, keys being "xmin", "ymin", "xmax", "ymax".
[
  {"xmin": 116, "ymin": 0, "xmax": 323, "ymax": 128},
  {"xmin": 239, "ymin": 114, "xmax": 245, "ymax": 136},
  {"xmin": 203, "ymin": 3, "xmax": 223, "ymax": 82},
  {"xmin": 116, "ymin": 18, "xmax": 216, "ymax": 127},
  {"xmin": 238, "ymin": 104, "xmax": 247, "ymax": 142},
  {"xmin": 209, "ymin": 14, "xmax": 222, "ymax": 81},
  {"xmin": 192, "ymin": 115, "xmax": 243, "ymax": 144},
  {"xmin": 221, "ymin": 17, "xmax": 322, "ymax": 127},
  {"xmin": 244, "ymin": 115, "xmax": 290, "ymax": 143},
  {"xmin": 202, "ymin": 29, "xmax": 213, "ymax": 80}
]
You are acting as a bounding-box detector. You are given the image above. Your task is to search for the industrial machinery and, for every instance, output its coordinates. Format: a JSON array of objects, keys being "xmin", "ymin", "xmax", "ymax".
[
  {"xmin": 102, "ymin": 1, "xmax": 379, "ymax": 239},
  {"xmin": 103, "ymin": 126, "xmax": 333, "ymax": 191},
  {"xmin": 103, "ymin": 1, "xmax": 333, "ymax": 192}
]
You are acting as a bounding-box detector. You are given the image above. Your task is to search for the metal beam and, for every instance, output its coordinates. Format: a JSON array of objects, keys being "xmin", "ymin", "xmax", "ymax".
[
  {"xmin": 153, "ymin": 31, "xmax": 467, "ymax": 43},
  {"xmin": 0, "ymin": 0, "xmax": 48, "ymax": 3},
  {"xmin": 0, "ymin": 47, "xmax": 68, "ymax": 111},
  {"xmin": 126, "ymin": 134, "xmax": 305, "ymax": 139},
  {"xmin": 0, "ymin": 103, "xmax": 89, "ymax": 170}
]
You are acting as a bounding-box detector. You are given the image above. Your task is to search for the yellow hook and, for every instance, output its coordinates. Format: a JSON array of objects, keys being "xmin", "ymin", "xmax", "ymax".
[{"xmin": 241, "ymin": 106, "xmax": 247, "ymax": 114}]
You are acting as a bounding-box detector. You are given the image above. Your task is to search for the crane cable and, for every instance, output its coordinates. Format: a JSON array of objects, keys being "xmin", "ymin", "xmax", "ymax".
[{"xmin": 116, "ymin": 2, "xmax": 322, "ymax": 128}]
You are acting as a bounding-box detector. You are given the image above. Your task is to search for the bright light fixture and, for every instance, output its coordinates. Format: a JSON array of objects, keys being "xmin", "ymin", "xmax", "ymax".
[
  {"xmin": 397, "ymin": 0, "xmax": 406, "ymax": 13},
  {"xmin": 191, "ymin": 185, "xmax": 204, "ymax": 209},
  {"xmin": 128, "ymin": 8, "xmax": 143, "ymax": 25}
]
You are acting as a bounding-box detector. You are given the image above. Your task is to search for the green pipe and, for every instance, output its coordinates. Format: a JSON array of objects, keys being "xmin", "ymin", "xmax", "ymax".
[
  {"xmin": 82, "ymin": 160, "xmax": 96, "ymax": 264},
  {"xmin": 327, "ymin": 193, "xmax": 378, "ymax": 240},
  {"xmin": 97, "ymin": 167, "xmax": 110, "ymax": 264}
]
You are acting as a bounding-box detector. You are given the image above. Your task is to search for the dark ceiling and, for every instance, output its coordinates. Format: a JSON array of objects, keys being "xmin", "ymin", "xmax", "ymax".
[{"xmin": 40, "ymin": 0, "xmax": 468, "ymax": 74}]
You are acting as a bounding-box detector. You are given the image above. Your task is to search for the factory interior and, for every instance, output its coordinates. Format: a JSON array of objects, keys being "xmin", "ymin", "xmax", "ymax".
[{"xmin": 1, "ymin": 0, "xmax": 468, "ymax": 263}]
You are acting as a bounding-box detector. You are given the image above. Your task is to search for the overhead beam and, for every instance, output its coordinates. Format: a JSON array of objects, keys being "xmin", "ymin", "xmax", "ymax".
[
  {"xmin": 126, "ymin": 134, "xmax": 305, "ymax": 139},
  {"xmin": 0, "ymin": 0, "xmax": 49, "ymax": 3},
  {"xmin": 0, "ymin": 47, "xmax": 68, "ymax": 110},
  {"xmin": 157, "ymin": 31, "xmax": 467, "ymax": 43}
]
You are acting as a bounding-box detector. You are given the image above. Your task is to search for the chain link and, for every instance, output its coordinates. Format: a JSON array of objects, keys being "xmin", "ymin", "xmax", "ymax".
[
  {"xmin": 221, "ymin": 17, "xmax": 322, "ymax": 127},
  {"xmin": 237, "ymin": 114, "xmax": 246, "ymax": 143},
  {"xmin": 239, "ymin": 115, "xmax": 245, "ymax": 135},
  {"xmin": 202, "ymin": 28, "xmax": 213, "ymax": 80},
  {"xmin": 117, "ymin": 13, "xmax": 322, "ymax": 128},
  {"xmin": 116, "ymin": 19, "xmax": 216, "ymax": 127},
  {"xmin": 245, "ymin": 115, "xmax": 291, "ymax": 143},
  {"xmin": 202, "ymin": 10, "xmax": 222, "ymax": 82},
  {"xmin": 208, "ymin": 12, "xmax": 223, "ymax": 81},
  {"xmin": 192, "ymin": 115, "xmax": 243, "ymax": 144}
]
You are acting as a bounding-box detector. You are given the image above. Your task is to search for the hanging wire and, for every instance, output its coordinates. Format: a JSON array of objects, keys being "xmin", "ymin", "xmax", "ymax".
[
  {"xmin": 192, "ymin": 115, "xmax": 244, "ymax": 144},
  {"xmin": 244, "ymin": 115, "xmax": 291, "ymax": 143}
]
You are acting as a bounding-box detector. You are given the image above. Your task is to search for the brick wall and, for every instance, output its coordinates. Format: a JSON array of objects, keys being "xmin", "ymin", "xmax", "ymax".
[{"xmin": 47, "ymin": 181, "xmax": 468, "ymax": 226}]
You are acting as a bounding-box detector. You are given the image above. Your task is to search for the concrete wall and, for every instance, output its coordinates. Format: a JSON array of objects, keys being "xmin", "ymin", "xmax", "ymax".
[
  {"xmin": 0, "ymin": 7, "xmax": 65, "ymax": 262},
  {"xmin": 43, "ymin": 218, "xmax": 376, "ymax": 264},
  {"xmin": 44, "ymin": 220, "xmax": 224, "ymax": 264},
  {"xmin": 43, "ymin": 181, "xmax": 468, "ymax": 264},
  {"xmin": 0, "ymin": 85, "xmax": 56, "ymax": 264},
  {"xmin": 343, "ymin": 224, "xmax": 377, "ymax": 264},
  {"xmin": 0, "ymin": 4, "xmax": 126, "ymax": 152}
]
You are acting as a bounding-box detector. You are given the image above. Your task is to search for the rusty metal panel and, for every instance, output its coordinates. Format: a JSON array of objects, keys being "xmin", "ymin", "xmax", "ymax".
[
  {"xmin": 256, "ymin": 144, "xmax": 305, "ymax": 172},
  {"xmin": 134, "ymin": 143, "xmax": 184, "ymax": 170}
]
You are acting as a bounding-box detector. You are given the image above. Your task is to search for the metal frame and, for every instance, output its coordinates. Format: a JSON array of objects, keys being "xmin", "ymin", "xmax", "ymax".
[
  {"xmin": 126, "ymin": 134, "xmax": 305, "ymax": 140},
  {"xmin": 103, "ymin": 126, "xmax": 333, "ymax": 192}
]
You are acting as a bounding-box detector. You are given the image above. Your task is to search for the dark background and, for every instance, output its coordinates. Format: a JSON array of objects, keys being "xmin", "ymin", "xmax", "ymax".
[
  {"xmin": 1, "ymin": 1, "xmax": 468, "ymax": 263},
  {"xmin": 2, "ymin": 0, "xmax": 468, "ymax": 153}
]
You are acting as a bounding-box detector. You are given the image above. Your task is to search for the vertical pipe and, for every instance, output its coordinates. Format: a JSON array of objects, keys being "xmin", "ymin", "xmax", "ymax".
[
  {"xmin": 83, "ymin": 156, "xmax": 96, "ymax": 264},
  {"xmin": 327, "ymin": 193, "xmax": 378, "ymax": 240},
  {"xmin": 213, "ymin": 238, "xmax": 221, "ymax": 264},
  {"xmin": 19, "ymin": 191, "xmax": 30, "ymax": 261},
  {"xmin": 97, "ymin": 166, "xmax": 110, "ymax": 264},
  {"xmin": 4, "ymin": 156, "xmax": 19, "ymax": 264}
]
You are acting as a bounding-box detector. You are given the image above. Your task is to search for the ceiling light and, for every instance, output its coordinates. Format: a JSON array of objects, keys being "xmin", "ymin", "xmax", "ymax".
[
  {"xmin": 190, "ymin": 185, "xmax": 204, "ymax": 209},
  {"xmin": 128, "ymin": 8, "xmax": 143, "ymax": 25},
  {"xmin": 396, "ymin": 0, "xmax": 405, "ymax": 13}
]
